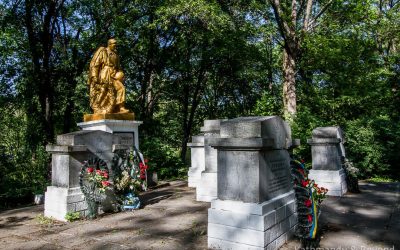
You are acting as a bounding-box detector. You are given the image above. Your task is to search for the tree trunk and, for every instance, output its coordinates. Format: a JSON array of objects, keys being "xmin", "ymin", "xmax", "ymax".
[{"xmin": 282, "ymin": 47, "xmax": 297, "ymax": 119}]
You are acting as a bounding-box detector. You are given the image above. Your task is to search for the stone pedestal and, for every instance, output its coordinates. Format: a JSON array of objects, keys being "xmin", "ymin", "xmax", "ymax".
[
  {"xmin": 308, "ymin": 126, "xmax": 347, "ymax": 196},
  {"xmin": 187, "ymin": 135, "xmax": 205, "ymax": 188},
  {"xmin": 196, "ymin": 120, "xmax": 226, "ymax": 202},
  {"xmin": 207, "ymin": 116, "xmax": 297, "ymax": 250},
  {"xmin": 45, "ymin": 130, "xmax": 133, "ymax": 221},
  {"xmin": 77, "ymin": 119, "xmax": 143, "ymax": 149}
]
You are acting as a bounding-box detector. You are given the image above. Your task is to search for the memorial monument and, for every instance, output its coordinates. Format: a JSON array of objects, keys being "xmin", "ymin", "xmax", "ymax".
[
  {"xmin": 307, "ymin": 126, "xmax": 348, "ymax": 196},
  {"xmin": 196, "ymin": 119, "xmax": 226, "ymax": 202},
  {"xmin": 207, "ymin": 116, "xmax": 298, "ymax": 250},
  {"xmin": 44, "ymin": 39, "xmax": 142, "ymax": 220}
]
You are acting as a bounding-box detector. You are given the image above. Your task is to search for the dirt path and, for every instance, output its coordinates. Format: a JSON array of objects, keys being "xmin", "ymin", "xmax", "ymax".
[{"xmin": 1, "ymin": 181, "xmax": 399, "ymax": 250}]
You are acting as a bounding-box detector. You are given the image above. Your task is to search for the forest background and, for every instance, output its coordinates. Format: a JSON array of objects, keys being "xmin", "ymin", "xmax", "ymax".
[{"xmin": 0, "ymin": 0, "xmax": 399, "ymax": 208}]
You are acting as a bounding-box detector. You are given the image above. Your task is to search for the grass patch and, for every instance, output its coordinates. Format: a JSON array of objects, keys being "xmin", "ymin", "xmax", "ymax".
[{"xmin": 366, "ymin": 176, "xmax": 398, "ymax": 183}]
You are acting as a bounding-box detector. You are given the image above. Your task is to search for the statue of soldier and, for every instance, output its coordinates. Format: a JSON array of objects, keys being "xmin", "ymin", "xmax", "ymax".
[{"xmin": 88, "ymin": 38, "xmax": 129, "ymax": 114}]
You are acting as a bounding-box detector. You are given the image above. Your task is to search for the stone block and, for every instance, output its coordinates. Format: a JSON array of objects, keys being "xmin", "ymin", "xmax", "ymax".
[
  {"xmin": 77, "ymin": 119, "xmax": 142, "ymax": 149},
  {"xmin": 44, "ymin": 186, "xmax": 86, "ymax": 221},
  {"xmin": 208, "ymin": 238, "xmax": 265, "ymax": 250},
  {"xmin": 196, "ymin": 172, "xmax": 217, "ymax": 202},
  {"xmin": 211, "ymin": 191, "xmax": 295, "ymax": 215},
  {"xmin": 312, "ymin": 126, "xmax": 344, "ymax": 140},
  {"xmin": 208, "ymin": 208, "xmax": 278, "ymax": 232},
  {"xmin": 217, "ymin": 149, "xmax": 292, "ymax": 203},
  {"xmin": 208, "ymin": 193, "xmax": 296, "ymax": 250},
  {"xmin": 275, "ymin": 205, "xmax": 286, "ymax": 223},
  {"xmin": 219, "ymin": 116, "xmax": 291, "ymax": 149},
  {"xmin": 289, "ymin": 213, "xmax": 298, "ymax": 228},
  {"xmin": 204, "ymin": 140, "xmax": 218, "ymax": 173},
  {"xmin": 187, "ymin": 135, "xmax": 205, "ymax": 188},
  {"xmin": 309, "ymin": 169, "xmax": 347, "ymax": 196},
  {"xmin": 308, "ymin": 143, "xmax": 342, "ymax": 170},
  {"xmin": 207, "ymin": 116, "xmax": 296, "ymax": 249},
  {"xmin": 201, "ymin": 119, "xmax": 227, "ymax": 133},
  {"xmin": 208, "ymin": 223, "xmax": 266, "ymax": 247},
  {"xmin": 308, "ymin": 126, "xmax": 346, "ymax": 171}
]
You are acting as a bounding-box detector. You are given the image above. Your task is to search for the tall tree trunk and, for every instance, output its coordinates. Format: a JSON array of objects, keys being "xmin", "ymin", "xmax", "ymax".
[{"xmin": 282, "ymin": 48, "xmax": 297, "ymax": 119}]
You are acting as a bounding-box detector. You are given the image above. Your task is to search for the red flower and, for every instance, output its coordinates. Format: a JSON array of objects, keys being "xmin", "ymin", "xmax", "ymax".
[
  {"xmin": 103, "ymin": 172, "xmax": 109, "ymax": 179},
  {"xmin": 298, "ymin": 169, "xmax": 305, "ymax": 175},
  {"xmin": 304, "ymin": 199, "xmax": 312, "ymax": 207},
  {"xmin": 139, "ymin": 162, "xmax": 148, "ymax": 170},
  {"xmin": 300, "ymin": 159, "xmax": 305, "ymax": 163},
  {"xmin": 101, "ymin": 181, "xmax": 110, "ymax": 187},
  {"xmin": 140, "ymin": 174, "xmax": 146, "ymax": 180},
  {"xmin": 314, "ymin": 183, "xmax": 318, "ymax": 188},
  {"xmin": 87, "ymin": 167, "xmax": 94, "ymax": 173},
  {"xmin": 307, "ymin": 214, "xmax": 313, "ymax": 223},
  {"xmin": 96, "ymin": 169, "xmax": 102, "ymax": 175},
  {"xmin": 301, "ymin": 180, "xmax": 309, "ymax": 187}
]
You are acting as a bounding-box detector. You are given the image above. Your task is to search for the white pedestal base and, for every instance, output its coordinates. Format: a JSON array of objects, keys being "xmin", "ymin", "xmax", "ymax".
[
  {"xmin": 77, "ymin": 119, "xmax": 143, "ymax": 149},
  {"xmin": 196, "ymin": 172, "xmax": 217, "ymax": 202},
  {"xmin": 208, "ymin": 191, "xmax": 297, "ymax": 250},
  {"xmin": 44, "ymin": 186, "xmax": 87, "ymax": 222},
  {"xmin": 309, "ymin": 169, "xmax": 347, "ymax": 196}
]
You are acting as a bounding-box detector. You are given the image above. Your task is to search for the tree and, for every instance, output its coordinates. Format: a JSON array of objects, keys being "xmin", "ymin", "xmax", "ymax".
[{"xmin": 268, "ymin": 0, "xmax": 333, "ymax": 119}]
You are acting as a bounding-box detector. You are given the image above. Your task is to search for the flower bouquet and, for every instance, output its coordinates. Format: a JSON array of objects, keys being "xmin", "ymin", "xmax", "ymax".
[
  {"xmin": 111, "ymin": 147, "xmax": 148, "ymax": 211},
  {"xmin": 79, "ymin": 157, "xmax": 113, "ymax": 219}
]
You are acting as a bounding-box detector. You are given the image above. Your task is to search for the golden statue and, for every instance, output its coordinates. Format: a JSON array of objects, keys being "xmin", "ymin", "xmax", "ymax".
[{"xmin": 84, "ymin": 39, "xmax": 134, "ymax": 121}]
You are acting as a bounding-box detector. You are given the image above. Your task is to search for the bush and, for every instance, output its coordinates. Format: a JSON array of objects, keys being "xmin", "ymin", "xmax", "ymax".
[
  {"xmin": 345, "ymin": 116, "xmax": 400, "ymax": 179},
  {"xmin": 140, "ymin": 138, "xmax": 186, "ymax": 180},
  {"xmin": 0, "ymin": 146, "xmax": 50, "ymax": 209}
]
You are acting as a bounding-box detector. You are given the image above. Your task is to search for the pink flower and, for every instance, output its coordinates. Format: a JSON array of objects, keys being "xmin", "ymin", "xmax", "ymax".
[
  {"xmin": 87, "ymin": 167, "xmax": 94, "ymax": 173},
  {"xmin": 101, "ymin": 181, "xmax": 110, "ymax": 187}
]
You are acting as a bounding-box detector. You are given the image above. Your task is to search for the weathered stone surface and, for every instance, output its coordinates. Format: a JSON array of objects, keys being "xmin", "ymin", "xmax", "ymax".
[
  {"xmin": 197, "ymin": 172, "xmax": 218, "ymax": 202},
  {"xmin": 312, "ymin": 126, "xmax": 344, "ymax": 140},
  {"xmin": 308, "ymin": 169, "xmax": 347, "ymax": 196},
  {"xmin": 308, "ymin": 126, "xmax": 348, "ymax": 196},
  {"xmin": 196, "ymin": 120, "xmax": 224, "ymax": 202},
  {"xmin": 201, "ymin": 119, "xmax": 227, "ymax": 133},
  {"xmin": 308, "ymin": 126, "xmax": 346, "ymax": 171},
  {"xmin": 208, "ymin": 191, "xmax": 296, "ymax": 249},
  {"xmin": 219, "ymin": 116, "xmax": 292, "ymax": 149},
  {"xmin": 216, "ymin": 147, "xmax": 291, "ymax": 203},
  {"xmin": 207, "ymin": 116, "xmax": 296, "ymax": 249},
  {"xmin": 77, "ymin": 119, "xmax": 142, "ymax": 149},
  {"xmin": 187, "ymin": 135, "xmax": 205, "ymax": 188}
]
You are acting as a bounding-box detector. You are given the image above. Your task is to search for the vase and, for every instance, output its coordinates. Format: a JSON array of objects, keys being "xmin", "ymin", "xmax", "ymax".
[{"xmin": 122, "ymin": 193, "xmax": 141, "ymax": 211}]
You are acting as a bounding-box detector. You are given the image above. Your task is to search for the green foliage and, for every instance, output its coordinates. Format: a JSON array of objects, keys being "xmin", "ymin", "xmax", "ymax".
[
  {"xmin": 35, "ymin": 214, "xmax": 56, "ymax": 226},
  {"xmin": 65, "ymin": 212, "xmax": 81, "ymax": 222},
  {"xmin": 0, "ymin": 0, "xmax": 400, "ymax": 206},
  {"xmin": 140, "ymin": 138, "xmax": 186, "ymax": 180},
  {"xmin": 345, "ymin": 116, "xmax": 400, "ymax": 178},
  {"xmin": 0, "ymin": 105, "xmax": 50, "ymax": 208}
]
